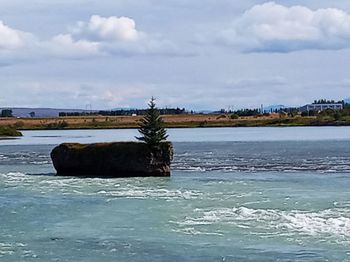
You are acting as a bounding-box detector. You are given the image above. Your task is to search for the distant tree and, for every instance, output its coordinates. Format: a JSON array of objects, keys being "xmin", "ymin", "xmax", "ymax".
[
  {"xmin": 312, "ymin": 99, "xmax": 342, "ymax": 105},
  {"xmin": 1, "ymin": 109, "xmax": 13, "ymax": 117},
  {"xmin": 136, "ymin": 97, "xmax": 168, "ymax": 149},
  {"xmin": 29, "ymin": 112, "xmax": 35, "ymax": 118},
  {"xmin": 233, "ymin": 108, "xmax": 260, "ymax": 117}
]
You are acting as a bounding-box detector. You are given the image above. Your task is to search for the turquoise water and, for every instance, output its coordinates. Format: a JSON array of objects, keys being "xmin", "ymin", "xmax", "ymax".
[{"xmin": 1, "ymin": 127, "xmax": 350, "ymax": 261}]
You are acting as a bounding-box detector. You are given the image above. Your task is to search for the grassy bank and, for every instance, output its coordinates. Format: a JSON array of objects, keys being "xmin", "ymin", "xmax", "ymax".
[
  {"xmin": 1, "ymin": 114, "xmax": 350, "ymax": 131},
  {"xmin": 0, "ymin": 126, "xmax": 23, "ymax": 137}
]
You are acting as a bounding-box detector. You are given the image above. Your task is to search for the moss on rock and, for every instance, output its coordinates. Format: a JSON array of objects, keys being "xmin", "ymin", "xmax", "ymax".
[{"xmin": 51, "ymin": 141, "xmax": 173, "ymax": 177}]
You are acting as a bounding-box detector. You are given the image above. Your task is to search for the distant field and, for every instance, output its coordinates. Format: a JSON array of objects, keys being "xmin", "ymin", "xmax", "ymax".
[{"xmin": 0, "ymin": 114, "xmax": 349, "ymax": 130}]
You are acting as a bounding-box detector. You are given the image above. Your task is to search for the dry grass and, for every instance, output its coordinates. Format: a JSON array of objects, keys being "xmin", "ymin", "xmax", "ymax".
[
  {"xmin": 0, "ymin": 114, "xmax": 281, "ymax": 129},
  {"xmin": 1, "ymin": 113, "xmax": 344, "ymax": 129}
]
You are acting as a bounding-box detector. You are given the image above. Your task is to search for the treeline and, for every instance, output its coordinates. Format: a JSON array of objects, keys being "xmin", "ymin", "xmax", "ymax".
[
  {"xmin": 301, "ymin": 104, "xmax": 350, "ymax": 119},
  {"xmin": 230, "ymin": 108, "xmax": 260, "ymax": 117},
  {"xmin": 313, "ymin": 99, "xmax": 344, "ymax": 105},
  {"xmin": 228, "ymin": 107, "xmax": 299, "ymax": 117},
  {"xmin": 226, "ymin": 99, "xmax": 348, "ymax": 118},
  {"xmin": 59, "ymin": 107, "xmax": 187, "ymax": 117},
  {"xmin": 225, "ymin": 105, "xmax": 350, "ymax": 120}
]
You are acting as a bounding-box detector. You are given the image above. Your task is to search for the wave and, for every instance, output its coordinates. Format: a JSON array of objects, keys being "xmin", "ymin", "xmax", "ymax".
[
  {"xmin": 0, "ymin": 172, "xmax": 202, "ymax": 200},
  {"xmin": 171, "ymin": 157, "xmax": 350, "ymax": 173},
  {"xmin": 174, "ymin": 207, "xmax": 350, "ymax": 243},
  {"xmin": 0, "ymin": 152, "xmax": 51, "ymax": 166},
  {"xmin": 0, "ymin": 242, "xmax": 37, "ymax": 258},
  {"xmin": 2, "ymin": 142, "xmax": 350, "ymax": 173},
  {"xmin": 96, "ymin": 188, "xmax": 202, "ymax": 200}
]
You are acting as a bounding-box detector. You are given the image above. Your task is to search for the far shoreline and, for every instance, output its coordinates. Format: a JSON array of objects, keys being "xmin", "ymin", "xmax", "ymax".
[
  {"xmin": 15, "ymin": 123, "xmax": 350, "ymax": 131},
  {"xmin": 1, "ymin": 113, "xmax": 350, "ymax": 131}
]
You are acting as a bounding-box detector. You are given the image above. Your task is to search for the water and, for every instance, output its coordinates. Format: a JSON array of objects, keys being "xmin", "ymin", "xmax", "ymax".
[{"xmin": 1, "ymin": 127, "xmax": 350, "ymax": 261}]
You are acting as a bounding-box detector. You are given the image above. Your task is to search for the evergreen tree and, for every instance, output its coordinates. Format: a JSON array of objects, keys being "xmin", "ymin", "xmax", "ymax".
[{"xmin": 136, "ymin": 97, "xmax": 168, "ymax": 148}]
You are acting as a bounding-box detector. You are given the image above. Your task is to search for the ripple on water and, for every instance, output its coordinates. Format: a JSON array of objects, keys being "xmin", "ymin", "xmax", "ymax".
[
  {"xmin": 173, "ymin": 207, "xmax": 350, "ymax": 244},
  {"xmin": 0, "ymin": 152, "xmax": 51, "ymax": 166},
  {"xmin": 0, "ymin": 242, "xmax": 37, "ymax": 259},
  {"xmin": 0, "ymin": 172, "xmax": 202, "ymax": 200}
]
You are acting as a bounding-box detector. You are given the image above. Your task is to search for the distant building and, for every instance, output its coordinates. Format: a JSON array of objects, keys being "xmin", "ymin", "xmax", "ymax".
[{"xmin": 300, "ymin": 103, "xmax": 343, "ymax": 112}]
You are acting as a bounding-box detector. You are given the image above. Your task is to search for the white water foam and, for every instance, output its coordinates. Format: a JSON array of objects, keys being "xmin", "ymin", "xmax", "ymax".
[
  {"xmin": 0, "ymin": 242, "xmax": 36, "ymax": 258},
  {"xmin": 0, "ymin": 172, "xmax": 202, "ymax": 200},
  {"xmin": 97, "ymin": 188, "xmax": 202, "ymax": 200},
  {"xmin": 176, "ymin": 207, "xmax": 350, "ymax": 243}
]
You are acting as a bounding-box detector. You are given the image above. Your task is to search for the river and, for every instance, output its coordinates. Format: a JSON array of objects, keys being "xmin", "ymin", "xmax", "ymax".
[{"xmin": 1, "ymin": 127, "xmax": 349, "ymax": 261}]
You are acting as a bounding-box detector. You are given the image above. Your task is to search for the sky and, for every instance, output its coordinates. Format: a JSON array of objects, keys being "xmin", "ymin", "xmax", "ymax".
[{"xmin": 1, "ymin": 0, "xmax": 350, "ymax": 110}]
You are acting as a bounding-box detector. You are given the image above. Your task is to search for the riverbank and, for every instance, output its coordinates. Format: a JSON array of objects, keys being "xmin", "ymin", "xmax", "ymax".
[{"xmin": 1, "ymin": 114, "xmax": 350, "ymax": 130}]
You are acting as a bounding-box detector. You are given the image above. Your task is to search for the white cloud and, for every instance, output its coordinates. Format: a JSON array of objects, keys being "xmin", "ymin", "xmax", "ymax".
[
  {"xmin": 74, "ymin": 15, "xmax": 144, "ymax": 42},
  {"xmin": 218, "ymin": 2, "xmax": 350, "ymax": 52},
  {"xmin": 0, "ymin": 15, "xmax": 178, "ymax": 61},
  {"xmin": 48, "ymin": 34, "xmax": 100, "ymax": 58},
  {"xmin": 0, "ymin": 80, "xmax": 151, "ymax": 109},
  {"xmin": 65, "ymin": 15, "xmax": 177, "ymax": 56},
  {"xmin": 0, "ymin": 21, "xmax": 30, "ymax": 50},
  {"xmin": 0, "ymin": 21, "xmax": 98, "ymax": 60}
]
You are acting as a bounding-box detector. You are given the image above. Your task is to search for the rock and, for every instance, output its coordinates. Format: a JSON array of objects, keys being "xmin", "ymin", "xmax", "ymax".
[{"xmin": 51, "ymin": 142, "xmax": 173, "ymax": 177}]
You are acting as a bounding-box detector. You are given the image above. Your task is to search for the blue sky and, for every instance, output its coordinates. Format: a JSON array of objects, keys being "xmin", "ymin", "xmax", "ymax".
[{"xmin": 1, "ymin": 0, "xmax": 350, "ymax": 110}]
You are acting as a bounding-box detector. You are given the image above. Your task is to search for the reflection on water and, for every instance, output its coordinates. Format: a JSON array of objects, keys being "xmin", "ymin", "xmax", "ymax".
[{"xmin": 2, "ymin": 126, "xmax": 350, "ymax": 145}]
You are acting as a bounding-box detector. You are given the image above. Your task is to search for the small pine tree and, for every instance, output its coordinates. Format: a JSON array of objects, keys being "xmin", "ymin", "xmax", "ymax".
[{"xmin": 136, "ymin": 97, "xmax": 168, "ymax": 148}]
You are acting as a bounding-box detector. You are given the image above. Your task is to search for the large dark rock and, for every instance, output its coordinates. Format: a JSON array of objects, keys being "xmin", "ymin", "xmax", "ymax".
[{"xmin": 51, "ymin": 142, "xmax": 173, "ymax": 177}]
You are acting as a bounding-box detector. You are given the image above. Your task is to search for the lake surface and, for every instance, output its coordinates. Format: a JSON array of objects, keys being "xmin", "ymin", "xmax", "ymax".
[{"xmin": 1, "ymin": 127, "xmax": 350, "ymax": 261}]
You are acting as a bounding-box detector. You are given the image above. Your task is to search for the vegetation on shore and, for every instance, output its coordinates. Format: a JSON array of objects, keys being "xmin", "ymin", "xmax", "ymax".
[
  {"xmin": 0, "ymin": 126, "xmax": 22, "ymax": 137},
  {"xmin": 1, "ymin": 103, "xmax": 350, "ymax": 130},
  {"xmin": 1, "ymin": 114, "xmax": 350, "ymax": 131}
]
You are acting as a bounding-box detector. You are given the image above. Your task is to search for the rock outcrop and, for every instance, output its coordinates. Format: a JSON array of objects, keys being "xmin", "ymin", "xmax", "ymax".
[{"xmin": 51, "ymin": 142, "xmax": 173, "ymax": 177}]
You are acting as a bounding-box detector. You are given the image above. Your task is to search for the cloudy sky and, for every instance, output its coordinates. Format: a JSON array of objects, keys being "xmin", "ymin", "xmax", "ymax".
[{"xmin": 1, "ymin": 0, "xmax": 350, "ymax": 110}]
